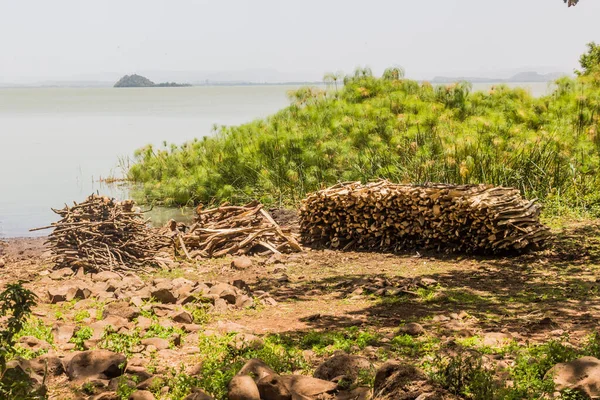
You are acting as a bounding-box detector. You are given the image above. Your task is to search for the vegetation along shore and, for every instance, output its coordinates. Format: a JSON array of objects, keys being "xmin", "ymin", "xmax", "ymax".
[{"xmin": 128, "ymin": 44, "xmax": 600, "ymax": 220}]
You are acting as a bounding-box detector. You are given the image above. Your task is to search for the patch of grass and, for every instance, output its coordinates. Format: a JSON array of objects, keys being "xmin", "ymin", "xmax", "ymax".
[
  {"xmin": 424, "ymin": 333, "xmax": 600, "ymax": 399},
  {"xmin": 74, "ymin": 310, "xmax": 91, "ymax": 323},
  {"xmin": 185, "ymin": 303, "xmax": 212, "ymax": 325},
  {"xmin": 99, "ymin": 327, "xmax": 141, "ymax": 358},
  {"xmin": 300, "ymin": 327, "xmax": 379, "ymax": 355},
  {"xmin": 428, "ymin": 349, "xmax": 500, "ymax": 400},
  {"xmin": 16, "ymin": 318, "xmax": 54, "ymax": 344},
  {"xmin": 193, "ymin": 333, "xmax": 308, "ymax": 400},
  {"xmin": 70, "ymin": 326, "xmax": 93, "ymax": 351},
  {"xmin": 391, "ymin": 334, "xmax": 441, "ymax": 358}
]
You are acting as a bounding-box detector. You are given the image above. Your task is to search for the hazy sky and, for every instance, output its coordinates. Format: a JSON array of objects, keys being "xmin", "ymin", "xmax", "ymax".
[{"xmin": 1, "ymin": 0, "xmax": 599, "ymax": 82}]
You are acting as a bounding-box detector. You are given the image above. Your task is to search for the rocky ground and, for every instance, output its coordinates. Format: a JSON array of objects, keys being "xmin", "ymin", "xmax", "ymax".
[{"xmin": 2, "ymin": 218, "xmax": 600, "ymax": 399}]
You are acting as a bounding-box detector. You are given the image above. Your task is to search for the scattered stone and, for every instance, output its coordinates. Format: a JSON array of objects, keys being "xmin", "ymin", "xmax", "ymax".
[
  {"xmin": 151, "ymin": 284, "xmax": 178, "ymax": 304},
  {"xmin": 232, "ymin": 256, "xmax": 253, "ymax": 270},
  {"xmin": 183, "ymin": 388, "xmax": 214, "ymax": 400},
  {"xmin": 214, "ymin": 298, "xmax": 228, "ymax": 313},
  {"xmin": 235, "ymin": 294, "xmax": 254, "ymax": 309},
  {"xmin": 172, "ymin": 310, "xmax": 194, "ymax": 324},
  {"xmin": 374, "ymin": 361, "xmax": 457, "ymax": 400},
  {"xmin": 91, "ymin": 393, "xmax": 119, "ymax": 400},
  {"xmin": 129, "ymin": 390, "xmax": 155, "ymax": 400},
  {"xmin": 17, "ymin": 336, "xmax": 52, "ymax": 353},
  {"xmin": 482, "ymin": 332, "xmax": 512, "ymax": 347},
  {"xmin": 237, "ymin": 358, "xmax": 277, "ymax": 382},
  {"xmin": 398, "ymin": 322, "xmax": 425, "ymax": 336},
  {"xmin": 0, "ymin": 258, "xmax": 5, "ymax": 267},
  {"xmin": 66, "ymin": 286, "xmax": 92, "ymax": 301},
  {"xmin": 93, "ymin": 271, "xmax": 121, "ymax": 282},
  {"xmin": 103, "ymin": 301, "xmax": 140, "ymax": 321},
  {"xmin": 231, "ymin": 333, "xmax": 264, "ymax": 351},
  {"xmin": 257, "ymin": 374, "xmax": 292, "ymax": 400},
  {"xmin": 49, "ymin": 267, "xmax": 74, "ymax": 280},
  {"xmin": 228, "ymin": 375, "xmax": 260, "ymax": 400},
  {"xmin": 279, "ymin": 375, "xmax": 337, "ymax": 398},
  {"xmin": 52, "ymin": 322, "xmax": 76, "ymax": 344},
  {"xmin": 548, "ymin": 356, "xmax": 600, "ymax": 398},
  {"xmin": 141, "ymin": 338, "xmax": 170, "ymax": 350},
  {"xmin": 48, "ymin": 287, "xmax": 68, "ymax": 304},
  {"xmin": 136, "ymin": 316, "xmax": 153, "ymax": 331},
  {"xmin": 183, "ymin": 323, "xmax": 203, "ymax": 333},
  {"xmin": 314, "ymin": 353, "xmax": 373, "ymax": 383},
  {"xmin": 66, "ymin": 350, "xmax": 127, "ymax": 381}
]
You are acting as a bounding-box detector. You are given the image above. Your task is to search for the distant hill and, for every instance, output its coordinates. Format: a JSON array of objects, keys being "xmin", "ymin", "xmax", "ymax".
[
  {"xmin": 431, "ymin": 71, "xmax": 567, "ymax": 84},
  {"xmin": 113, "ymin": 74, "xmax": 190, "ymax": 88}
]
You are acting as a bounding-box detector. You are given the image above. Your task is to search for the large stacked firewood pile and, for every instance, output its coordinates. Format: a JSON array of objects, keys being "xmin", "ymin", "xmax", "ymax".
[
  {"xmin": 33, "ymin": 195, "xmax": 169, "ymax": 272},
  {"xmin": 299, "ymin": 181, "xmax": 550, "ymax": 254},
  {"xmin": 177, "ymin": 201, "xmax": 301, "ymax": 258}
]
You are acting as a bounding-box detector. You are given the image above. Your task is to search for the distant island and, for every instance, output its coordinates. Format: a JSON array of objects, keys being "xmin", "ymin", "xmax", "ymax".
[
  {"xmin": 113, "ymin": 74, "xmax": 191, "ymax": 88},
  {"xmin": 431, "ymin": 71, "xmax": 566, "ymax": 84}
]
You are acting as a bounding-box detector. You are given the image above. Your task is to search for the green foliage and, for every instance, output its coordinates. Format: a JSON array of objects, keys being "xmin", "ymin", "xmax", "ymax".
[
  {"xmin": 194, "ymin": 333, "xmax": 307, "ymax": 399},
  {"xmin": 300, "ymin": 327, "xmax": 379, "ymax": 355},
  {"xmin": 577, "ymin": 42, "xmax": 600, "ymax": 79},
  {"xmin": 115, "ymin": 375, "xmax": 138, "ymax": 399},
  {"xmin": 128, "ymin": 64, "xmax": 600, "ymax": 216},
  {"xmin": 99, "ymin": 327, "xmax": 141, "ymax": 358},
  {"xmin": 425, "ymin": 333, "xmax": 600, "ymax": 400},
  {"xmin": 429, "ymin": 350, "xmax": 499, "ymax": 400},
  {"xmin": 74, "ymin": 310, "xmax": 90, "ymax": 323},
  {"xmin": 0, "ymin": 282, "xmax": 46, "ymax": 399},
  {"xmin": 70, "ymin": 326, "xmax": 93, "ymax": 351}
]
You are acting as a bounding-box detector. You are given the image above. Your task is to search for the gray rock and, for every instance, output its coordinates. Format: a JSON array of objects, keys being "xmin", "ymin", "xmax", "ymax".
[
  {"xmin": 398, "ymin": 322, "xmax": 425, "ymax": 336},
  {"xmin": 103, "ymin": 301, "xmax": 140, "ymax": 321},
  {"xmin": 151, "ymin": 283, "xmax": 178, "ymax": 304},
  {"xmin": 231, "ymin": 256, "xmax": 253, "ymax": 270},
  {"xmin": 141, "ymin": 337, "xmax": 170, "ymax": 350},
  {"xmin": 257, "ymin": 374, "xmax": 292, "ymax": 400},
  {"xmin": 48, "ymin": 287, "xmax": 68, "ymax": 304},
  {"xmin": 314, "ymin": 352, "xmax": 373, "ymax": 383},
  {"xmin": 93, "ymin": 271, "xmax": 121, "ymax": 282},
  {"xmin": 228, "ymin": 375, "xmax": 260, "ymax": 400},
  {"xmin": 548, "ymin": 356, "xmax": 600, "ymax": 398},
  {"xmin": 49, "ymin": 267, "xmax": 74, "ymax": 280},
  {"xmin": 172, "ymin": 310, "xmax": 194, "ymax": 324},
  {"xmin": 237, "ymin": 358, "xmax": 277, "ymax": 382},
  {"xmin": 66, "ymin": 350, "xmax": 127, "ymax": 381},
  {"xmin": 129, "ymin": 390, "xmax": 155, "ymax": 400}
]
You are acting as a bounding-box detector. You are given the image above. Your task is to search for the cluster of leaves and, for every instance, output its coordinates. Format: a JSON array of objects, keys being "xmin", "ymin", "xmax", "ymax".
[
  {"xmin": 0, "ymin": 283, "xmax": 46, "ymax": 399},
  {"xmin": 129, "ymin": 46, "xmax": 600, "ymax": 216},
  {"xmin": 194, "ymin": 333, "xmax": 307, "ymax": 400},
  {"xmin": 425, "ymin": 333, "xmax": 600, "ymax": 400},
  {"xmin": 299, "ymin": 326, "xmax": 379, "ymax": 355}
]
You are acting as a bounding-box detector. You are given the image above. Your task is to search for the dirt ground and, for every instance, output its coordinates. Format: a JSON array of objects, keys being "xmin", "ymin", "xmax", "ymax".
[{"xmin": 1, "ymin": 218, "xmax": 600, "ymax": 398}]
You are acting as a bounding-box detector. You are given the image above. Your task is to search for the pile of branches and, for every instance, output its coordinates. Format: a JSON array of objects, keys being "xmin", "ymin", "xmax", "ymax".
[
  {"xmin": 300, "ymin": 181, "xmax": 550, "ymax": 254},
  {"xmin": 176, "ymin": 201, "xmax": 301, "ymax": 258},
  {"xmin": 33, "ymin": 195, "xmax": 169, "ymax": 272}
]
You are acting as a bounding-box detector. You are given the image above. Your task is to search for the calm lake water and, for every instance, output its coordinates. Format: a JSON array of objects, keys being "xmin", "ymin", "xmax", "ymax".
[{"xmin": 0, "ymin": 82, "xmax": 551, "ymax": 238}]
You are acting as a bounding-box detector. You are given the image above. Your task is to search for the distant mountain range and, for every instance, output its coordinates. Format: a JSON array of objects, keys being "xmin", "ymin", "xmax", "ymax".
[
  {"xmin": 0, "ymin": 69, "xmax": 570, "ymax": 89},
  {"xmin": 431, "ymin": 71, "xmax": 566, "ymax": 84}
]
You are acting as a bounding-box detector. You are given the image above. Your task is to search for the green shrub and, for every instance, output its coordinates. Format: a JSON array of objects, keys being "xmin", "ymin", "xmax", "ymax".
[{"xmin": 128, "ymin": 56, "xmax": 600, "ymax": 216}]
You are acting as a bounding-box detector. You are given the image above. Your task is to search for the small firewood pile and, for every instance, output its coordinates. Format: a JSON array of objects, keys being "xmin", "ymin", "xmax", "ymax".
[
  {"xmin": 174, "ymin": 201, "xmax": 301, "ymax": 258},
  {"xmin": 300, "ymin": 181, "xmax": 550, "ymax": 254},
  {"xmin": 33, "ymin": 195, "xmax": 169, "ymax": 272}
]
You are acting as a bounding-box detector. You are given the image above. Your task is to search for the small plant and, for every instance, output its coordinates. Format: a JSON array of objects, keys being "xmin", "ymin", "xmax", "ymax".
[
  {"xmin": 428, "ymin": 348, "xmax": 499, "ymax": 400},
  {"xmin": 115, "ymin": 375, "xmax": 138, "ymax": 399},
  {"xmin": 100, "ymin": 327, "xmax": 141, "ymax": 358},
  {"xmin": 300, "ymin": 327, "xmax": 379, "ymax": 355},
  {"xmin": 0, "ymin": 282, "xmax": 46, "ymax": 399},
  {"xmin": 74, "ymin": 310, "xmax": 91, "ymax": 323},
  {"xmin": 70, "ymin": 326, "xmax": 93, "ymax": 351}
]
